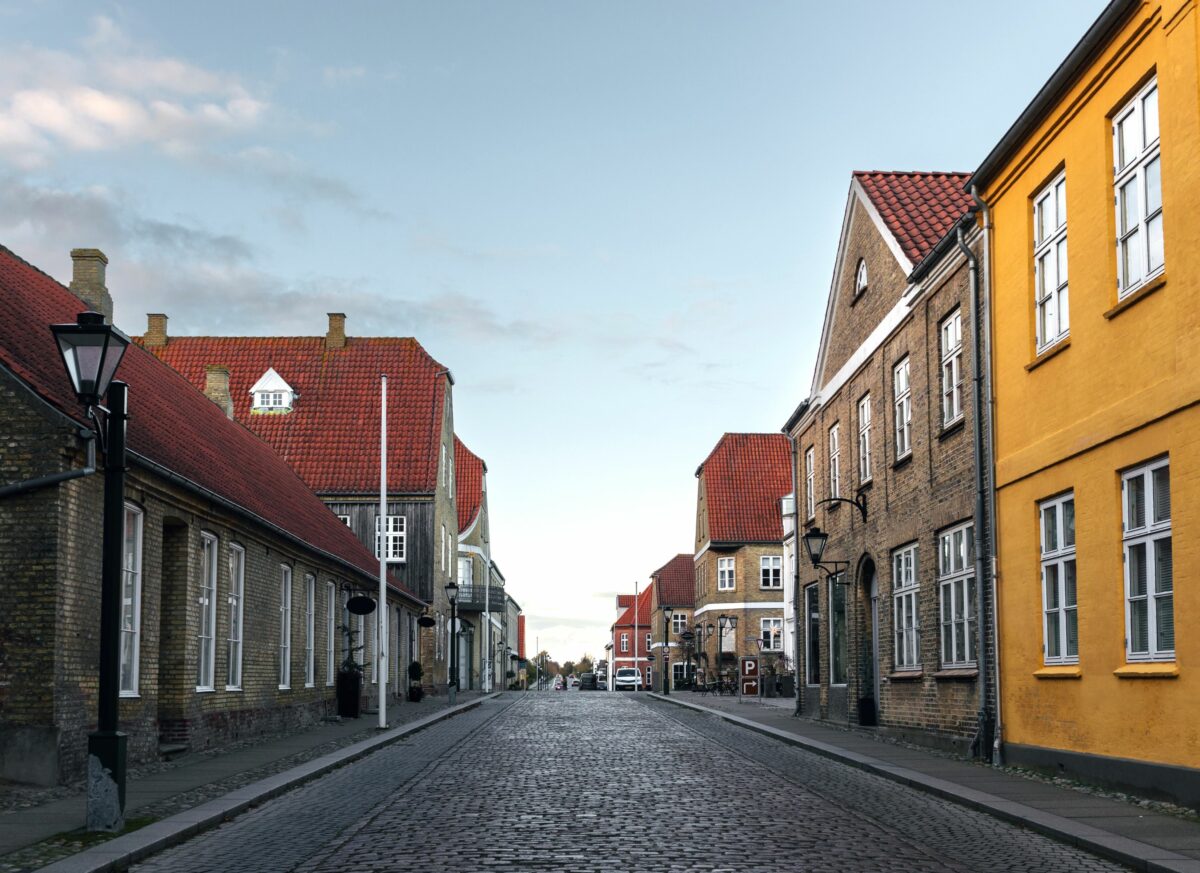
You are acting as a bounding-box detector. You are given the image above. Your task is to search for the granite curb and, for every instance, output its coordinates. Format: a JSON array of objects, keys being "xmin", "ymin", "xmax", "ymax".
[
  {"xmin": 34, "ymin": 694, "xmax": 502, "ymax": 873},
  {"xmin": 647, "ymin": 693, "xmax": 1200, "ymax": 873}
]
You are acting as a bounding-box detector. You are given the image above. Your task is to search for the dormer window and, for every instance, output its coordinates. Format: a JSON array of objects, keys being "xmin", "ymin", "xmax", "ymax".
[
  {"xmin": 855, "ymin": 259, "xmax": 869, "ymax": 297},
  {"xmin": 249, "ymin": 367, "xmax": 295, "ymax": 414}
]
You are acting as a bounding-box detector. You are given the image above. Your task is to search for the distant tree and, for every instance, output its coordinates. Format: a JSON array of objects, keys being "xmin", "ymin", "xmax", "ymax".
[
  {"xmin": 577, "ymin": 657, "xmax": 593, "ymax": 674},
  {"xmin": 562, "ymin": 661, "xmax": 576, "ymax": 677}
]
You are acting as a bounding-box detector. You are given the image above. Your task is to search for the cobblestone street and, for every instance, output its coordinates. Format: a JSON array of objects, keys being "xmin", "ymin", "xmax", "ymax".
[{"xmin": 127, "ymin": 693, "xmax": 1128, "ymax": 873}]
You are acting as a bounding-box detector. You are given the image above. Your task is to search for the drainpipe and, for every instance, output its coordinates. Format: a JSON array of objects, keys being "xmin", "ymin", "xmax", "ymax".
[
  {"xmin": 956, "ymin": 214, "xmax": 991, "ymax": 762},
  {"xmin": 0, "ymin": 431, "xmax": 96, "ymax": 498}
]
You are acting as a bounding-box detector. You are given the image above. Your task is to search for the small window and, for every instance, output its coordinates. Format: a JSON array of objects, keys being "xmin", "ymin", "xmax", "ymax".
[
  {"xmin": 620, "ymin": 633, "xmax": 629, "ymax": 653},
  {"xmin": 940, "ymin": 310, "xmax": 963, "ymax": 426},
  {"xmin": 760, "ymin": 555, "xmax": 782, "ymax": 589},
  {"xmin": 337, "ymin": 515, "xmax": 351, "ymax": 527},
  {"xmin": 671, "ymin": 612, "xmax": 688, "ymax": 634},
  {"xmin": 279, "ymin": 565, "xmax": 292, "ymax": 690},
  {"xmin": 1040, "ymin": 493, "xmax": 1077, "ymax": 665},
  {"xmin": 894, "ymin": 358, "xmax": 912, "ymax": 459},
  {"xmin": 375, "ymin": 514, "xmax": 406, "ymax": 562},
  {"xmin": 226, "ymin": 544, "xmax": 245, "ymax": 691},
  {"xmin": 857, "ymin": 395, "xmax": 872, "ymax": 484},
  {"xmin": 938, "ymin": 522, "xmax": 976, "ymax": 667},
  {"xmin": 717, "ymin": 557, "xmax": 736, "ymax": 591},
  {"xmin": 1114, "ymin": 78, "xmax": 1163, "ymax": 297},
  {"xmin": 828, "ymin": 423, "xmax": 841, "ymax": 499},
  {"xmin": 120, "ymin": 503, "xmax": 143, "ymax": 696},
  {"xmin": 1033, "ymin": 172, "xmax": 1069, "ymax": 350},
  {"xmin": 1123, "ymin": 458, "xmax": 1172, "ymax": 661},
  {"xmin": 249, "ymin": 367, "xmax": 295, "ymax": 413},
  {"xmin": 197, "ymin": 533, "xmax": 218, "ymax": 691},
  {"xmin": 804, "ymin": 447, "xmax": 816, "ymax": 519},
  {"xmin": 761, "ymin": 617, "xmax": 783, "ymax": 651},
  {"xmin": 893, "ymin": 543, "xmax": 920, "ymax": 670},
  {"xmin": 855, "ymin": 259, "xmax": 869, "ymax": 296}
]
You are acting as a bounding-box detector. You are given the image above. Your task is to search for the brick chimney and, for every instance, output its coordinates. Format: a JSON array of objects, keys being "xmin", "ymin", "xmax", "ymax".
[
  {"xmin": 69, "ymin": 249, "xmax": 113, "ymax": 323},
  {"xmin": 204, "ymin": 366, "xmax": 234, "ymax": 418},
  {"xmin": 326, "ymin": 313, "xmax": 346, "ymax": 350},
  {"xmin": 144, "ymin": 313, "xmax": 169, "ymax": 348}
]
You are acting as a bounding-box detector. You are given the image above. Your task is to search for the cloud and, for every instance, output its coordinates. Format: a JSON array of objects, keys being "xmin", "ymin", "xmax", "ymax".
[
  {"xmin": 410, "ymin": 231, "xmax": 565, "ymax": 264},
  {"xmin": 322, "ymin": 65, "xmax": 366, "ymax": 85}
]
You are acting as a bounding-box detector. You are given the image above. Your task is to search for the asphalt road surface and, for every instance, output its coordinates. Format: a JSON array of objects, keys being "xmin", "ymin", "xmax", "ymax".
[{"xmin": 131, "ymin": 693, "xmax": 1127, "ymax": 872}]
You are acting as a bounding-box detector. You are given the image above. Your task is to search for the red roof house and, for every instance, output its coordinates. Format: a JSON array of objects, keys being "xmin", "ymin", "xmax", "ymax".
[{"xmin": 695, "ymin": 433, "xmax": 792, "ymax": 545}]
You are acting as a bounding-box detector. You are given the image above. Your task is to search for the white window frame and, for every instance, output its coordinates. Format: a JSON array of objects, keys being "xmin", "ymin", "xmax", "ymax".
[
  {"xmin": 938, "ymin": 522, "xmax": 976, "ymax": 668},
  {"xmin": 893, "ymin": 358, "xmax": 911, "ymax": 459},
  {"xmin": 761, "ymin": 617, "xmax": 782, "ymax": 651},
  {"xmin": 304, "ymin": 574, "xmax": 316, "ymax": 687},
  {"xmin": 279, "ymin": 565, "xmax": 292, "ymax": 690},
  {"xmin": 374, "ymin": 514, "xmax": 406, "ymax": 562},
  {"xmin": 620, "ymin": 632, "xmax": 629, "ymax": 653},
  {"xmin": 671, "ymin": 612, "xmax": 688, "ymax": 634},
  {"xmin": 717, "ymin": 557, "xmax": 736, "ymax": 591},
  {"xmin": 1033, "ymin": 171, "xmax": 1069, "ymax": 350},
  {"xmin": 804, "ymin": 447, "xmax": 816, "ymax": 519},
  {"xmin": 440, "ymin": 524, "xmax": 447, "ymax": 573},
  {"xmin": 893, "ymin": 543, "xmax": 920, "ymax": 670},
  {"xmin": 337, "ymin": 514, "xmax": 351, "ymax": 527},
  {"xmin": 760, "ymin": 555, "xmax": 782, "ymax": 589},
  {"xmin": 120, "ymin": 503, "xmax": 143, "ymax": 697},
  {"xmin": 225, "ymin": 543, "xmax": 245, "ymax": 691},
  {"xmin": 857, "ymin": 395, "xmax": 872, "ymax": 484},
  {"xmin": 1040, "ymin": 493, "xmax": 1078, "ymax": 665},
  {"xmin": 326, "ymin": 582, "xmax": 336, "ymax": 685},
  {"xmin": 829, "ymin": 573, "xmax": 848, "ymax": 686},
  {"xmin": 828, "ymin": 423, "xmax": 840, "ymax": 499},
  {"xmin": 1122, "ymin": 458, "xmax": 1172, "ymax": 661},
  {"xmin": 1113, "ymin": 78, "xmax": 1163, "ymax": 298},
  {"xmin": 197, "ymin": 532, "xmax": 218, "ymax": 692},
  {"xmin": 805, "ymin": 584, "xmax": 821, "ymax": 686},
  {"xmin": 855, "ymin": 258, "xmax": 868, "ymax": 296},
  {"xmin": 940, "ymin": 309, "xmax": 963, "ymax": 427},
  {"xmin": 441, "ymin": 443, "xmax": 447, "ymax": 487},
  {"xmin": 254, "ymin": 390, "xmax": 290, "ymax": 410}
]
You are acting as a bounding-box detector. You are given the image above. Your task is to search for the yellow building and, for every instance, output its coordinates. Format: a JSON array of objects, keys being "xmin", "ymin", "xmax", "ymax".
[{"xmin": 973, "ymin": 0, "xmax": 1200, "ymax": 801}]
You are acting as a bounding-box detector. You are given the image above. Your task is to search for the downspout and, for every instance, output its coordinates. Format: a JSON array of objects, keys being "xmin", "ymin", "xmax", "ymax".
[
  {"xmin": 973, "ymin": 183, "xmax": 1004, "ymax": 766},
  {"xmin": 0, "ymin": 430, "xmax": 96, "ymax": 498},
  {"xmin": 956, "ymin": 214, "xmax": 990, "ymax": 761}
]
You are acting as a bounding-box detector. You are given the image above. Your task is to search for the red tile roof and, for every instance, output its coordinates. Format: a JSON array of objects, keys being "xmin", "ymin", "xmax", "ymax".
[
  {"xmin": 454, "ymin": 436, "xmax": 485, "ymax": 532},
  {"xmin": 854, "ymin": 172, "xmax": 974, "ymax": 266},
  {"xmin": 698, "ymin": 433, "xmax": 791, "ymax": 544},
  {"xmin": 616, "ymin": 594, "xmax": 634, "ymax": 609},
  {"xmin": 614, "ymin": 584, "xmax": 654, "ymax": 630},
  {"xmin": 651, "ymin": 555, "xmax": 695, "ymax": 608},
  {"xmin": 0, "ymin": 246, "xmax": 402, "ymax": 592},
  {"xmin": 140, "ymin": 333, "xmax": 449, "ymax": 495}
]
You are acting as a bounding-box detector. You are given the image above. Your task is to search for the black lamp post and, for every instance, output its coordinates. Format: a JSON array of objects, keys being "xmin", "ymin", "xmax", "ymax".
[
  {"xmin": 705, "ymin": 622, "xmax": 715, "ymax": 684},
  {"xmin": 50, "ymin": 311, "xmax": 131, "ymax": 832},
  {"xmin": 445, "ymin": 581, "xmax": 458, "ymax": 704},
  {"xmin": 802, "ymin": 526, "xmax": 849, "ymax": 577},
  {"xmin": 661, "ymin": 607, "xmax": 674, "ymax": 695}
]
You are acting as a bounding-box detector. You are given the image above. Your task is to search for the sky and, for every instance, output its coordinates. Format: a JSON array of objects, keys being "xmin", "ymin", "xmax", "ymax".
[{"xmin": 0, "ymin": 0, "xmax": 1107, "ymax": 663}]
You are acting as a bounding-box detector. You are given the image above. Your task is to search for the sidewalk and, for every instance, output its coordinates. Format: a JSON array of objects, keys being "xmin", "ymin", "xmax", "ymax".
[
  {"xmin": 650, "ymin": 692, "xmax": 1200, "ymax": 873},
  {"xmin": 0, "ymin": 692, "xmax": 487, "ymax": 871}
]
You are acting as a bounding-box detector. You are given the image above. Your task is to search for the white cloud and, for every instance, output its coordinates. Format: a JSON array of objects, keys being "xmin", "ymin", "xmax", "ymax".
[{"xmin": 322, "ymin": 65, "xmax": 366, "ymax": 85}]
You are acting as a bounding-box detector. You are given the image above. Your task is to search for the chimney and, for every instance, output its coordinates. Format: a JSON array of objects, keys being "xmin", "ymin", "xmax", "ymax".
[
  {"xmin": 326, "ymin": 312, "xmax": 346, "ymax": 350},
  {"xmin": 204, "ymin": 366, "xmax": 234, "ymax": 418},
  {"xmin": 69, "ymin": 248, "xmax": 113, "ymax": 323},
  {"xmin": 145, "ymin": 313, "xmax": 169, "ymax": 348}
]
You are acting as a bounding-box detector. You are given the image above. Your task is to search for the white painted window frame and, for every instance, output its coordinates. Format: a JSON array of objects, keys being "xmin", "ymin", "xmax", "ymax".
[
  {"xmin": 857, "ymin": 394, "xmax": 872, "ymax": 484},
  {"xmin": 760, "ymin": 554, "xmax": 783, "ymax": 589},
  {"xmin": 304, "ymin": 574, "xmax": 316, "ymax": 687},
  {"xmin": 892, "ymin": 543, "xmax": 920, "ymax": 670},
  {"xmin": 828, "ymin": 422, "xmax": 841, "ymax": 499},
  {"xmin": 197, "ymin": 532, "xmax": 218, "ymax": 692},
  {"xmin": 893, "ymin": 358, "xmax": 911, "ymax": 459},
  {"xmin": 225, "ymin": 543, "xmax": 245, "ymax": 691},
  {"xmin": 804, "ymin": 446, "xmax": 816, "ymax": 519},
  {"xmin": 620, "ymin": 632, "xmax": 629, "ymax": 653},
  {"xmin": 855, "ymin": 258, "xmax": 868, "ymax": 296},
  {"xmin": 1040, "ymin": 493, "xmax": 1078, "ymax": 665},
  {"xmin": 374, "ymin": 514, "xmax": 406, "ymax": 563},
  {"xmin": 717, "ymin": 557, "xmax": 736, "ymax": 592},
  {"xmin": 671, "ymin": 612, "xmax": 688, "ymax": 634},
  {"xmin": 279, "ymin": 565, "xmax": 292, "ymax": 689},
  {"xmin": 938, "ymin": 522, "xmax": 976, "ymax": 668},
  {"xmin": 761, "ymin": 617, "xmax": 783, "ymax": 651},
  {"xmin": 1033, "ymin": 171, "xmax": 1069, "ymax": 350},
  {"xmin": 828, "ymin": 573, "xmax": 848, "ymax": 686},
  {"xmin": 805, "ymin": 583, "xmax": 820, "ymax": 686},
  {"xmin": 326, "ymin": 582, "xmax": 336, "ymax": 685},
  {"xmin": 1114, "ymin": 78, "xmax": 1163, "ymax": 298},
  {"xmin": 1122, "ymin": 458, "xmax": 1173, "ymax": 661},
  {"xmin": 120, "ymin": 503, "xmax": 143, "ymax": 697},
  {"xmin": 940, "ymin": 309, "xmax": 963, "ymax": 427}
]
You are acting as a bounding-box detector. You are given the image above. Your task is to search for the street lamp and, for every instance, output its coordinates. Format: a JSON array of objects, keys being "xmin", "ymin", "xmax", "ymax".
[
  {"xmin": 662, "ymin": 607, "xmax": 674, "ymax": 695},
  {"xmin": 705, "ymin": 622, "xmax": 715, "ymax": 684},
  {"xmin": 445, "ymin": 581, "xmax": 458, "ymax": 705},
  {"xmin": 50, "ymin": 310, "xmax": 131, "ymax": 833},
  {"xmin": 802, "ymin": 526, "xmax": 849, "ymax": 577}
]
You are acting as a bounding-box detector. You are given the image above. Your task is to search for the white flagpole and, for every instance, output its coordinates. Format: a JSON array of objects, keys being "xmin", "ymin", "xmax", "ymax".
[
  {"xmin": 379, "ymin": 374, "xmax": 388, "ymax": 729},
  {"xmin": 634, "ymin": 580, "xmax": 639, "ymax": 683}
]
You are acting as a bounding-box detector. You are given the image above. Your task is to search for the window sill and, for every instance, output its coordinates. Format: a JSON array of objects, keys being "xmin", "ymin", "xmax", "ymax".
[
  {"xmin": 224, "ymin": 686, "xmax": 243, "ymax": 692},
  {"xmin": 1114, "ymin": 662, "xmax": 1178, "ymax": 679},
  {"xmin": 279, "ymin": 685, "xmax": 291, "ymax": 691},
  {"xmin": 119, "ymin": 692, "xmax": 141, "ymax": 699},
  {"xmin": 1106, "ymin": 273, "xmax": 1166, "ymax": 320},
  {"xmin": 938, "ymin": 418, "xmax": 966, "ymax": 441},
  {"xmin": 887, "ymin": 670, "xmax": 923, "ymax": 681},
  {"xmin": 933, "ymin": 668, "xmax": 978, "ymax": 679},
  {"xmin": 1026, "ymin": 337, "xmax": 1071, "ymax": 372},
  {"xmin": 1033, "ymin": 665, "xmax": 1081, "ymax": 680},
  {"xmin": 892, "ymin": 454, "xmax": 913, "ymax": 471},
  {"xmin": 195, "ymin": 686, "xmax": 215, "ymax": 694}
]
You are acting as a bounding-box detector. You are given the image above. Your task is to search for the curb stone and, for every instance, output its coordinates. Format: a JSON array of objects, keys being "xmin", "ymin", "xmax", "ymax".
[
  {"xmin": 647, "ymin": 693, "xmax": 1199, "ymax": 873},
  {"xmin": 34, "ymin": 694, "xmax": 503, "ymax": 873}
]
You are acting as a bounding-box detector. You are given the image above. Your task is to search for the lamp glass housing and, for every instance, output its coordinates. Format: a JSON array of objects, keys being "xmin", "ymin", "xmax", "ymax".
[
  {"xmin": 802, "ymin": 526, "xmax": 829, "ymax": 567},
  {"xmin": 729, "ymin": 616, "xmax": 738, "ymax": 631},
  {"xmin": 445, "ymin": 580, "xmax": 458, "ymax": 603},
  {"xmin": 50, "ymin": 311, "xmax": 131, "ymax": 408},
  {"xmin": 718, "ymin": 615, "xmax": 728, "ymax": 630}
]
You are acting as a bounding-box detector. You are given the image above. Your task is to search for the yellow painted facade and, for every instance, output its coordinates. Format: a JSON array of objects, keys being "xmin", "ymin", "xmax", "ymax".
[{"xmin": 981, "ymin": 0, "xmax": 1200, "ymax": 768}]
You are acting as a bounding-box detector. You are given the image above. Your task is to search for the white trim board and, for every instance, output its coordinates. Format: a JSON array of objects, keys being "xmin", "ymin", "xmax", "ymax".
[{"xmin": 694, "ymin": 602, "xmax": 785, "ymax": 616}]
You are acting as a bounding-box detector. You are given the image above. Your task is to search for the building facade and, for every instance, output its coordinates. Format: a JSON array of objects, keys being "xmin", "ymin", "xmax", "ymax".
[
  {"xmin": 648, "ymin": 555, "xmax": 696, "ymax": 691},
  {"xmin": 611, "ymin": 584, "xmax": 655, "ymax": 688}
]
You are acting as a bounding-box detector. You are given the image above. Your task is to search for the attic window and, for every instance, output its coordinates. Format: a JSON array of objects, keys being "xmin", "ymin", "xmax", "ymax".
[
  {"xmin": 854, "ymin": 259, "xmax": 869, "ymax": 297},
  {"xmin": 249, "ymin": 367, "xmax": 295, "ymax": 414},
  {"xmin": 256, "ymin": 391, "xmax": 289, "ymax": 410}
]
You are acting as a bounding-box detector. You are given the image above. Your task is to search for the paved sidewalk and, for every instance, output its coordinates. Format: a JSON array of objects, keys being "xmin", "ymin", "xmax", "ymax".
[
  {"xmin": 0, "ymin": 692, "xmax": 484, "ymax": 864},
  {"xmin": 650, "ymin": 692, "xmax": 1200, "ymax": 873}
]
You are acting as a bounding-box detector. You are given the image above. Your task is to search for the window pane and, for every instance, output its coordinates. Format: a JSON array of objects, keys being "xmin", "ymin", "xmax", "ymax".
[
  {"xmin": 1126, "ymin": 474, "xmax": 1146, "ymax": 529},
  {"xmin": 1059, "ymin": 284, "xmax": 1069, "ymax": 332},
  {"xmin": 1145, "ymin": 157, "xmax": 1161, "ymax": 215},
  {"xmin": 954, "ymin": 621, "xmax": 966, "ymax": 664},
  {"xmin": 1042, "ymin": 506, "xmax": 1058, "ymax": 553},
  {"xmin": 1055, "ymin": 179, "xmax": 1066, "ymax": 228},
  {"xmin": 1128, "ymin": 542, "xmax": 1147, "ymax": 597},
  {"xmin": 1130, "ymin": 600, "xmax": 1149, "ymax": 653},
  {"xmin": 1044, "ymin": 565, "xmax": 1060, "ymax": 609},
  {"xmin": 1122, "ymin": 229, "xmax": 1142, "ymax": 287},
  {"xmin": 1046, "ymin": 613, "xmax": 1061, "ymax": 659},
  {"xmin": 1037, "ymin": 197, "xmax": 1049, "ymax": 244},
  {"xmin": 1119, "ymin": 113, "xmax": 1139, "ymax": 169},
  {"xmin": 1064, "ymin": 560, "xmax": 1077, "ymax": 607},
  {"xmin": 1037, "ymin": 251, "xmax": 1052, "ymax": 298},
  {"xmin": 1063, "ymin": 499, "xmax": 1075, "ymax": 547},
  {"xmin": 1152, "ymin": 466, "xmax": 1170, "ymax": 523},
  {"xmin": 1143, "ymin": 86, "xmax": 1159, "ymax": 143},
  {"xmin": 1038, "ymin": 299, "xmax": 1053, "ymax": 346},
  {"xmin": 1147, "ymin": 214, "xmax": 1164, "ymax": 273},
  {"xmin": 1155, "ymin": 537, "xmax": 1173, "ymax": 593},
  {"xmin": 1065, "ymin": 605, "xmax": 1078, "ymax": 657},
  {"xmin": 1120, "ymin": 178, "xmax": 1139, "ymax": 235},
  {"xmin": 1057, "ymin": 238, "xmax": 1068, "ymax": 285},
  {"xmin": 1157, "ymin": 592, "xmax": 1175, "ymax": 652}
]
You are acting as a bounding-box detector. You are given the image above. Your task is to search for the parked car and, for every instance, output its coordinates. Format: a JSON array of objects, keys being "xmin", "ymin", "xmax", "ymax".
[
  {"xmin": 613, "ymin": 667, "xmax": 643, "ymax": 691},
  {"xmin": 553, "ymin": 675, "xmax": 564, "ymax": 690},
  {"xmin": 579, "ymin": 672, "xmax": 597, "ymax": 690},
  {"xmin": 597, "ymin": 675, "xmax": 607, "ymax": 690},
  {"xmin": 569, "ymin": 675, "xmax": 580, "ymax": 688}
]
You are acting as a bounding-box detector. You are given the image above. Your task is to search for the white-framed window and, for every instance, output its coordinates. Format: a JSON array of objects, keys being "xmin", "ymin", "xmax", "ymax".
[
  {"xmin": 671, "ymin": 612, "xmax": 688, "ymax": 634},
  {"xmin": 1122, "ymin": 458, "xmax": 1172, "ymax": 661},
  {"xmin": 940, "ymin": 309, "xmax": 963, "ymax": 426},
  {"xmin": 435, "ymin": 613, "xmax": 443, "ymax": 660},
  {"xmin": 1114, "ymin": 78, "xmax": 1163, "ymax": 297},
  {"xmin": 254, "ymin": 390, "xmax": 290, "ymax": 410},
  {"xmin": 1034, "ymin": 172, "xmax": 1069, "ymax": 350},
  {"xmin": 893, "ymin": 358, "xmax": 911, "ymax": 459},
  {"xmin": 805, "ymin": 584, "xmax": 820, "ymax": 686},
  {"xmin": 829, "ymin": 574, "xmax": 848, "ymax": 685},
  {"xmin": 855, "ymin": 258, "xmax": 869, "ymax": 296},
  {"xmin": 441, "ymin": 443, "xmax": 447, "ymax": 487},
  {"xmin": 279, "ymin": 565, "xmax": 292, "ymax": 689},
  {"xmin": 368, "ymin": 607, "xmax": 377, "ymax": 684},
  {"xmin": 645, "ymin": 666, "xmax": 653, "ymax": 686},
  {"xmin": 828, "ymin": 423, "xmax": 841, "ymax": 499},
  {"xmin": 120, "ymin": 503, "xmax": 143, "ymax": 697},
  {"xmin": 337, "ymin": 514, "xmax": 351, "ymax": 527},
  {"xmin": 197, "ymin": 532, "xmax": 218, "ymax": 691},
  {"xmin": 672, "ymin": 662, "xmax": 691, "ymax": 686},
  {"xmin": 938, "ymin": 522, "xmax": 976, "ymax": 667},
  {"xmin": 620, "ymin": 632, "xmax": 629, "ymax": 653},
  {"xmin": 892, "ymin": 543, "xmax": 919, "ymax": 670},
  {"xmin": 357, "ymin": 612, "xmax": 366, "ymax": 668},
  {"xmin": 761, "ymin": 617, "xmax": 782, "ymax": 651},
  {"xmin": 458, "ymin": 556, "xmax": 473, "ymax": 592},
  {"xmin": 857, "ymin": 395, "xmax": 872, "ymax": 484},
  {"xmin": 1040, "ymin": 493, "xmax": 1077, "ymax": 665},
  {"xmin": 304, "ymin": 574, "xmax": 315, "ymax": 687},
  {"xmin": 326, "ymin": 582, "xmax": 336, "ymax": 685},
  {"xmin": 374, "ymin": 514, "xmax": 406, "ymax": 562},
  {"xmin": 717, "ymin": 557, "xmax": 735, "ymax": 591},
  {"xmin": 760, "ymin": 555, "xmax": 782, "ymax": 589},
  {"xmin": 440, "ymin": 524, "xmax": 447, "ymax": 572},
  {"xmin": 721, "ymin": 625, "xmax": 736, "ymax": 653},
  {"xmin": 226, "ymin": 543, "xmax": 245, "ymax": 691},
  {"xmin": 804, "ymin": 447, "xmax": 816, "ymax": 519}
]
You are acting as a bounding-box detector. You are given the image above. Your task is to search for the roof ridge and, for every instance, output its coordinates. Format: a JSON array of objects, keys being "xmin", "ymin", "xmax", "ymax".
[{"xmin": 853, "ymin": 169, "xmax": 973, "ymax": 177}]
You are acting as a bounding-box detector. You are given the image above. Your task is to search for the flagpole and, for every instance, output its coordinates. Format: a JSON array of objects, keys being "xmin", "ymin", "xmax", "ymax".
[{"xmin": 379, "ymin": 374, "xmax": 388, "ymax": 729}]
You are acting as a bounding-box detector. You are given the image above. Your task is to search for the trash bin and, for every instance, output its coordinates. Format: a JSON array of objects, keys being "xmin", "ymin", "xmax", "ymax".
[{"xmin": 337, "ymin": 671, "xmax": 363, "ymax": 718}]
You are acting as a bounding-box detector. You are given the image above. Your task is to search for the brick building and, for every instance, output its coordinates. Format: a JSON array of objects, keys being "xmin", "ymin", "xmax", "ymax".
[
  {"xmin": 693, "ymin": 433, "xmax": 791, "ymax": 683},
  {"xmin": 0, "ymin": 246, "xmax": 413, "ymax": 784},
  {"xmin": 138, "ymin": 314, "xmax": 457, "ymax": 693},
  {"xmin": 785, "ymin": 172, "xmax": 996, "ymax": 755},
  {"xmin": 647, "ymin": 555, "xmax": 696, "ymax": 691},
  {"xmin": 611, "ymin": 583, "xmax": 654, "ymax": 688}
]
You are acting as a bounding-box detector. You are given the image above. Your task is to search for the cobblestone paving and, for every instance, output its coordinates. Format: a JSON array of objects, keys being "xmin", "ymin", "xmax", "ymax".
[{"xmin": 132, "ymin": 694, "xmax": 1128, "ymax": 873}]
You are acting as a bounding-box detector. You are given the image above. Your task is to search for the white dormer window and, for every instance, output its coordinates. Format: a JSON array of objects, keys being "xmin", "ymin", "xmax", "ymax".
[
  {"xmin": 249, "ymin": 367, "xmax": 295, "ymax": 413},
  {"xmin": 855, "ymin": 259, "xmax": 869, "ymax": 296}
]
